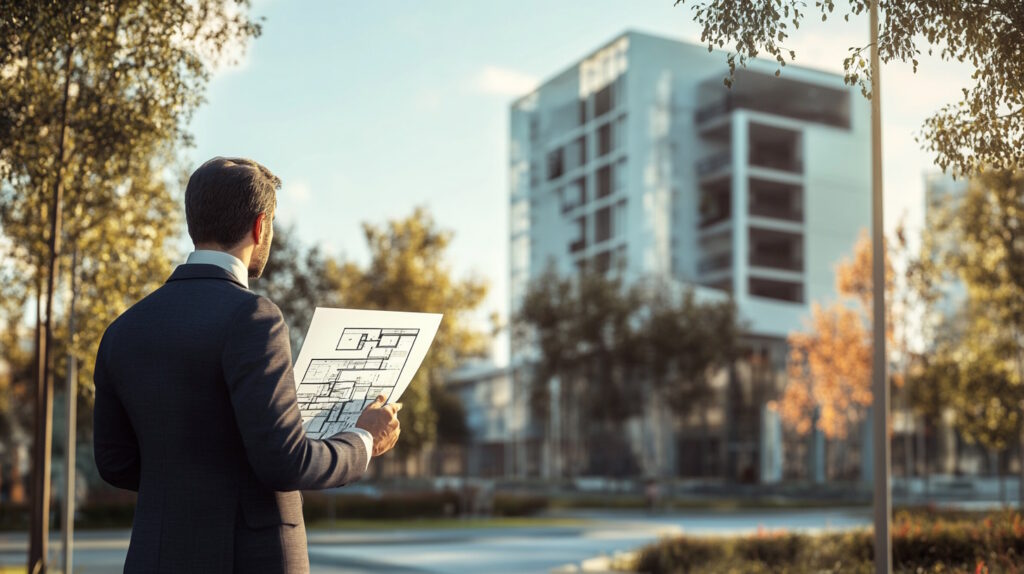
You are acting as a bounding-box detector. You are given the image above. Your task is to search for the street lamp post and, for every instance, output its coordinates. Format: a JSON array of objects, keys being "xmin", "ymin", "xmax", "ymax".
[{"xmin": 869, "ymin": 1, "xmax": 893, "ymax": 572}]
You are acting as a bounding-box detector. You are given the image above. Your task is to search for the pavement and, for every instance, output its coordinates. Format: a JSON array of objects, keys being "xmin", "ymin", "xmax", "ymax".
[
  {"xmin": 4, "ymin": 508, "xmax": 874, "ymax": 573},
  {"xmin": 0, "ymin": 507, "xmax": 873, "ymax": 573}
]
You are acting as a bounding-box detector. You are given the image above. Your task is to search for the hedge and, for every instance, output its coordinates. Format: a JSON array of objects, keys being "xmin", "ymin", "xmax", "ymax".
[{"xmin": 633, "ymin": 509, "xmax": 1024, "ymax": 574}]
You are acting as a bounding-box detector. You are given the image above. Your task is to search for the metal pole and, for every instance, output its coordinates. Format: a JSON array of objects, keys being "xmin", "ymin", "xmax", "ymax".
[
  {"xmin": 62, "ymin": 249, "xmax": 79, "ymax": 574},
  {"xmin": 869, "ymin": 2, "xmax": 892, "ymax": 572},
  {"xmin": 28, "ymin": 38, "xmax": 73, "ymax": 574}
]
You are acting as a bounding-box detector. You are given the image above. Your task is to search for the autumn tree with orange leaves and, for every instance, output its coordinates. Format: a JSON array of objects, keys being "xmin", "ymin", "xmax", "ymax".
[{"xmin": 777, "ymin": 231, "xmax": 897, "ymax": 444}]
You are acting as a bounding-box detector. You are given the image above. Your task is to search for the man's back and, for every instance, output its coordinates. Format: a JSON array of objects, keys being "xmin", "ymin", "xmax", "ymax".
[{"xmin": 94, "ymin": 263, "xmax": 368, "ymax": 573}]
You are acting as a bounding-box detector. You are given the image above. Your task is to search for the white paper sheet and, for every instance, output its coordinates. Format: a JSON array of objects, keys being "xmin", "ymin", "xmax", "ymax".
[{"xmin": 292, "ymin": 307, "xmax": 442, "ymax": 439}]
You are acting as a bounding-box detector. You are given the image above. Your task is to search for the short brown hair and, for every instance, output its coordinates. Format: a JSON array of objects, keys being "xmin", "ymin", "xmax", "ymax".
[{"xmin": 184, "ymin": 157, "xmax": 281, "ymax": 247}]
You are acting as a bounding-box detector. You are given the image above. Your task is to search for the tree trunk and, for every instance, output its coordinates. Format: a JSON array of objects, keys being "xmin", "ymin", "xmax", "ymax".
[
  {"xmin": 921, "ymin": 419, "xmax": 930, "ymax": 502},
  {"xmin": 998, "ymin": 450, "xmax": 1007, "ymax": 508},
  {"xmin": 1018, "ymin": 428, "xmax": 1024, "ymax": 510}
]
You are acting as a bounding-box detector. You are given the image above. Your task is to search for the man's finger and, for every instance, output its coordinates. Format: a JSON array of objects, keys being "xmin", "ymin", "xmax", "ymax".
[
  {"xmin": 392, "ymin": 402, "xmax": 403, "ymax": 412},
  {"xmin": 366, "ymin": 394, "xmax": 386, "ymax": 409},
  {"xmin": 384, "ymin": 402, "xmax": 403, "ymax": 416}
]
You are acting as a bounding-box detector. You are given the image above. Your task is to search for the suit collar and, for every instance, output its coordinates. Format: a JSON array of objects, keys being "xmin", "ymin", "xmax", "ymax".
[{"xmin": 166, "ymin": 264, "xmax": 249, "ymax": 289}]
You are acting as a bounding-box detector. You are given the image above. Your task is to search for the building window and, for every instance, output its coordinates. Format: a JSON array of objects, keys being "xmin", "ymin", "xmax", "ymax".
[
  {"xmin": 596, "ymin": 165, "xmax": 612, "ymax": 199},
  {"xmin": 749, "ymin": 277, "xmax": 804, "ymax": 303},
  {"xmin": 614, "ymin": 159, "xmax": 627, "ymax": 193},
  {"xmin": 547, "ymin": 148, "xmax": 564, "ymax": 181},
  {"xmin": 749, "ymin": 123, "xmax": 802, "ymax": 173},
  {"xmin": 593, "ymin": 250, "xmax": 612, "ymax": 273},
  {"xmin": 595, "ymin": 206, "xmax": 612, "ymax": 243},
  {"xmin": 578, "ymin": 99, "xmax": 588, "ymax": 125},
  {"xmin": 699, "ymin": 180, "xmax": 731, "ymax": 227},
  {"xmin": 595, "ymin": 83, "xmax": 615, "ymax": 118},
  {"xmin": 749, "ymin": 228, "xmax": 803, "ymax": 272},
  {"xmin": 560, "ymin": 178, "xmax": 586, "ymax": 213},
  {"xmin": 749, "ymin": 178, "xmax": 803, "ymax": 222},
  {"xmin": 565, "ymin": 136, "xmax": 587, "ymax": 173},
  {"xmin": 598, "ymin": 123, "xmax": 612, "ymax": 157},
  {"xmin": 569, "ymin": 216, "xmax": 586, "ymax": 254}
]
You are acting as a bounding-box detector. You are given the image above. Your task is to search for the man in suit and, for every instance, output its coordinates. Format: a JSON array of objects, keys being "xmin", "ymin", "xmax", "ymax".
[{"xmin": 93, "ymin": 157, "xmax": 400, "ymax": 573}]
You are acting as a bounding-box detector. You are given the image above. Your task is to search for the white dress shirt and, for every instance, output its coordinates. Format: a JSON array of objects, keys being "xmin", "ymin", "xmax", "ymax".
[{"xmin": 184, "ymin": 250, "xmax": 375, "ymax": 467}]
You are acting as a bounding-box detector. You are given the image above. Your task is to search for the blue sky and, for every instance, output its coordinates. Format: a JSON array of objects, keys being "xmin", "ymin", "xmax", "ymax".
[{"xmin": 188, "ymin": 0, "xmax": 974, "ymax": 365}]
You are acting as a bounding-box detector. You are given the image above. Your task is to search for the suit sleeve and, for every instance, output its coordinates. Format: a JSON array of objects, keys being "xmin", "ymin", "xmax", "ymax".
[
  {"xmin": 222, "ymin": 296, "xmax": 369, "ymax": 491},
  {"xmin": 92, "ymin": 335, "xmax": 141, "ymax": 492}
]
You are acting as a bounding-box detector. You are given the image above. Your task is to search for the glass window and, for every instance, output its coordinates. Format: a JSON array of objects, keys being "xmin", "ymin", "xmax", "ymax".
[
  {"xmin": 569, "ymin": 216, "xmax": 587, "ymax": 253},
  {"xmin": 595, "ymin": 206, "xmax": 612, "ymax": 243},
  {"xmin": 596, "ymin": 165, "xmax": 612, "ymax": 199},
  {"xmin": 547, "ymin": 148, "xmax": 564, "ymax": 181},
  {"xmin": 595, "ymin": 83, "xmax": 614, "ymax": 118},
  {"xmin": 598, "ymin": 124, "xmax": 612, "ymax": 157}
]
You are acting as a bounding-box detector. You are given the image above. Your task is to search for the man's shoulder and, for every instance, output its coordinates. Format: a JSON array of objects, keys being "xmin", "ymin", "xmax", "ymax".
[{"xmin": 103, "ymin": 277, "xmax": 264, "ymax": 341}]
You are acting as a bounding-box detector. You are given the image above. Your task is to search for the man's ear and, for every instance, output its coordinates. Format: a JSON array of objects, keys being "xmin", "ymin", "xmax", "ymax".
[{"xmin": 252, "ymin": 213, "xmax": 266, "ymax": 245}]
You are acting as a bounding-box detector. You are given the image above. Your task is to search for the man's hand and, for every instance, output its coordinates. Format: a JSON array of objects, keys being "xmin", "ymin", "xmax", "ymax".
[{"xmin": 355, "ymin": 394, "xmax": 401, "ymax": 457}]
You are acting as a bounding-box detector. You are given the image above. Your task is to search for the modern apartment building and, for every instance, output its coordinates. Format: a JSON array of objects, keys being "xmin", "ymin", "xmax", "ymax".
[{"xmin": 507, "ymin": 31, "xmax": 871, "ymax": 482}]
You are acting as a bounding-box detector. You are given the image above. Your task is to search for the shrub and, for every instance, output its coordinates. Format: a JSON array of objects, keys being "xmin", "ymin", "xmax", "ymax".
[
  {"xmin": 634, "ymin": 537, "xmax": 725, "ymax": 574},
  {"xmin": 302, "ymin": 490, "xmax": 464, "ymax": 521},
  {"xmin": 631, "ymin": 509, "xmax": 1024, "ymax": 574},
  {"xmin": 492, "ymin": 494, "xmax": 549, "ymax": 517}
]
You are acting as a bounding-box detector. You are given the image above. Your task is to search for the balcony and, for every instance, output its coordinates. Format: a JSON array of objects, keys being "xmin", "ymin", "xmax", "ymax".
[
  {"xmin": 749, "ymin": 227, "xmax": 803, "ymax": 272},
  {"xmin": 749, "ymin": 178, "xmax": 803, "ymax": 222},
  {"xmin": 749, "ymin": 277, "xmax": 804, "ymax": 303},
  {"xmin": 700, "ymin": 179, "xmax": 732, "ymax": 228},
  {"xmin": 699, "ymin": 251, "xmax": 733, "ymax": 274},
  {"xmin": 697, "ymin": 151, "xmax": 731, "ymax": 179},
  {"xmin": 695, "ymin": 68, "xmax": 851, "ymax": 130},
  {"xmin": 749, "ymin": 123, "xmax": 802, "ymax": 174}
]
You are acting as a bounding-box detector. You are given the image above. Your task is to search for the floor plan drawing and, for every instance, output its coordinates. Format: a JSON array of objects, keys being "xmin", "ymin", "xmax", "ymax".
[{"xmin": 295, "ymin": 322, "xmax": 432, "ymax": 438}]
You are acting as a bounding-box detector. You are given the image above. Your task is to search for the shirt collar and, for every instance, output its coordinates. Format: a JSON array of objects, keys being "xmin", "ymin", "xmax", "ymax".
[{"xmin": 185, "ymin": 250, "xmax": 249, "ymax": 289}]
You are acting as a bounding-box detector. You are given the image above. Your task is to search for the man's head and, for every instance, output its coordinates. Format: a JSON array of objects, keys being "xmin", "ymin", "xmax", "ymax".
[{"xmin": 184, "ymin": 157, "xmax": 280, "ymax": 278}]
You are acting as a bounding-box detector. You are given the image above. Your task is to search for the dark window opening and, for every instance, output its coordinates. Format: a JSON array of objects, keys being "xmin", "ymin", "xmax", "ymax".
[
  {"xmin": 595, "ymin": 206, "xmax": 612, "ymax": 243},
  {"xmin": 749, "ymin": 179, "xmax": 803, "ymax": 221},
  {"xmin": 749, "ymin": 228, "xmax": 803, "ymax": 272},
  {"xmin": 749, "ymin": 277, "xmax": 804, "ymax": 303},
  {"xmin": 547, "ymin": 148, "xmax": 564, "ymax": 181},
  {"xmin": 598, "ymin": 123, "xmax": 612, "ymax": 157},
  {"xmin": 595, "ymin": 83, "xmax": 614, "ymax": 118},
  {"xmin": 569, "ymin": 216, "xmax": 586, "ymax": 253},
  {"xmin": 596, "ymin": 165, "xmax": 612, "ymax": 199},
  {"xmin": 699, "ymin": 181, "xmax": 731, "ymax": 227}
]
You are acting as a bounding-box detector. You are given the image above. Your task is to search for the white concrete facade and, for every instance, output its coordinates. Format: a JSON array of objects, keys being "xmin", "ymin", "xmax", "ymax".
[{"xmin": 510, "ymin": 31, "xmax": 871, "ymax": 342}]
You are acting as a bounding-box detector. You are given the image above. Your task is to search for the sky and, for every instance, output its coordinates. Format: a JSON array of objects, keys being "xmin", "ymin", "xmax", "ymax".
[{"xmin": 187, "ymin": 0, "xmax": 975, "ymax": 366}]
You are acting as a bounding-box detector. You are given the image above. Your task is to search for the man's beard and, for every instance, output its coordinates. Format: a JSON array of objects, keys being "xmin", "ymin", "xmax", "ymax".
[{"xmin": 248, "ymin": 230, "xmax": 272, "ymax": 279}]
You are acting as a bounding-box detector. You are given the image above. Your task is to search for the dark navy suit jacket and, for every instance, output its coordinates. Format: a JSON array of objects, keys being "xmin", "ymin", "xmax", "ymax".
[{"xmin": 93, "ymin": 264, "xmax": 369, "ymax": 573}]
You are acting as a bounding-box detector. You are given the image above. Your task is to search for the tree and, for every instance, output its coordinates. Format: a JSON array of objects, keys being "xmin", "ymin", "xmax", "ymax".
[
  {"xmin": 932, "ymin": 169, "xmax": 1024, "ymax": 505},
  {"xmin": 674, "ymin": 0, "xmax": 1024, "ymax": 174},
  {"xmin": 781, "ymin": 303, "xmax": 873, "ymax": 441},
  {"xmin": 949, "ymin": 313, "xmax": 1023, "ymax": 505},
  {"xmin": 252, "ymin": 225, "xmax": 332, "ymax": 355},
  {"xmin": 779, "ymin": 231, "xmax": 904, "ymax": 478},
  {"xmin": 514, "ymin": 267, "xmax": 739, "ymax": 477},
  {"xmin": 0, "ymin": 1, "xmax": 262, "ymax": 413},
  {"xmin": 780, "ymin": 233, "xmax": 892, "ymax": 438},
  {"xmin": 322, "ymin": 208, "xmax": 490, "ymax": 466}
]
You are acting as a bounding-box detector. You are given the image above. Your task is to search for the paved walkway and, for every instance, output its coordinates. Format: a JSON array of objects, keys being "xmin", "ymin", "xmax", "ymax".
[{"xmin": 0, "ymin": 507, "xmax": 872, "ymax": 574}]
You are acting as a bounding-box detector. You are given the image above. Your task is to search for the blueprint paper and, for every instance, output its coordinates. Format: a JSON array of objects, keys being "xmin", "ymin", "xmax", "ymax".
[{"xmin": 293, "ymin": 307, "xmax": 443, "ymax": 439}]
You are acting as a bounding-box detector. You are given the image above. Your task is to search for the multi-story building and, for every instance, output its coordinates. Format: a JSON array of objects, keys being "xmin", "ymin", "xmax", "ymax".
[{"xmin": 507, "ymin": 31, "xmax": 871, "ymax": 482}]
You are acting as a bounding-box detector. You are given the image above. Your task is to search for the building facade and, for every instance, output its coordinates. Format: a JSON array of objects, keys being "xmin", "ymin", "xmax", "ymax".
[{"xmin": 506, "ymin": 31, "xmax": 871, "ymax": 482}]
